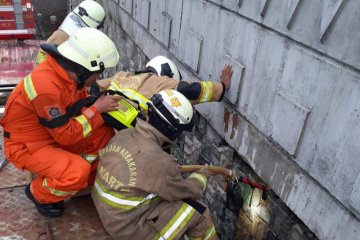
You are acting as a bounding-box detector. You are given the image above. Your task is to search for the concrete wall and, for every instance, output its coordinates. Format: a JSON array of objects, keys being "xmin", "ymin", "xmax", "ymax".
[
  {"xmin": 69, "ymin": 0, "xmax": 360, "ymax": 239},
  {"xmin": 174, "ymin": 114, "xmax": 318, "ymax": 240}
]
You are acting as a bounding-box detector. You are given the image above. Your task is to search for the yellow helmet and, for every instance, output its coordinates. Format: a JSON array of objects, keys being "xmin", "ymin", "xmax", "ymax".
[
  {"xmin": 57, "ymin": 27, "xmax": 119, "ymax": 72},
  {"xmin": 73, "ymin": 0, "xmax": 105, "ymax": 29}
]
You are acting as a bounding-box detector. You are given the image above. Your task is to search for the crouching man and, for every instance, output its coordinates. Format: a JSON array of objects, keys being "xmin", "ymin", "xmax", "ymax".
[{"xmin": 92, "ymin": 89, "xmax": 218, "ymax": 239}]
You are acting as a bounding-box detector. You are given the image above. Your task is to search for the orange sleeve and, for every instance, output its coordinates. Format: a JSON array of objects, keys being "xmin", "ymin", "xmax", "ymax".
[{"xmin": 32, "ymin": 93, "xmax": 104, "ymax": 146}]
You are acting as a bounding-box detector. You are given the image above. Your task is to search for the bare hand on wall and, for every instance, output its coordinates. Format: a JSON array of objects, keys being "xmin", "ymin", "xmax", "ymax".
[{"xmin": 220, "ymin": 64, "xmax": 233, "ymax": 90}]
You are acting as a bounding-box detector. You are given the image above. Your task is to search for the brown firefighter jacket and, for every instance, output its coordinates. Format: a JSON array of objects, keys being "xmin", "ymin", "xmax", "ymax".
[
  {"xmin": 91, "ymin": 119, "xmax": 211, "ymax": 239},
  {"xmin": 36, "ymin": 29, "xmax": 69, "ymax": 65},
  {"xmin": 97, "ymin": 71, "xmax": 226, "ymax": 109}
]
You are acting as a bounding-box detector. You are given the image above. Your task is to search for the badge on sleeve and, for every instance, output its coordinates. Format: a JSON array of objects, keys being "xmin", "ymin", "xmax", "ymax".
[{"xmin": 47, "ymin": 106, "xmax": 62, "ymax": 119}]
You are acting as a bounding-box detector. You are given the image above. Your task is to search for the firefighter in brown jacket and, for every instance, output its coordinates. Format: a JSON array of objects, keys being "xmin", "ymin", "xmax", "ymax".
[
  {"xmin": 36, "ymin": 0, "xmax": 106, "ymax": 64},
  {"xmin": 97, "ymin": 56, "xmax": 232, "ymax": 130},
  {"xmin": 92, "ymin": 89, "xmax": 218, "ymax": 239},
  {"xmin": 97, "ymin": 55, "xmax": 232, "ymax": 111}
]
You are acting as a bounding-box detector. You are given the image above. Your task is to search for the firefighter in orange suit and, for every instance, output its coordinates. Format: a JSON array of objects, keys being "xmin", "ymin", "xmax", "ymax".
[
  {"xmin": 92, "ymin": 89, "xmax": 218, "ymax": 239},
  {"xmin": 36, "ymin": 0, "xmax": 106, "ymax": 65},
  {"xmin": 1, "ymin": 27, "xmax": 120, "ymax": 217},
  {"xmin": 97, "ymin": 56, "xmax": 232, "ymax": 109}
]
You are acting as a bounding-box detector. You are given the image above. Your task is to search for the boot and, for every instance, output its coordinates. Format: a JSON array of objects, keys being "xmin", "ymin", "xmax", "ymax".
[{"xmin": 25, "ymin": 184, "xmax": 64, "ymax": 217}]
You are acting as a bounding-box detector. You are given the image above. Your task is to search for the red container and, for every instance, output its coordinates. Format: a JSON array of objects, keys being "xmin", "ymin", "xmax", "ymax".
[
  {"xmin": 0, "ymin": 0, "xmax": 12, "ymax": 6},
  {"xmin": 0, "ymin": 29, "xmax": 35, "ymax": 39},
  {"xmin": 0, "ymin": 20, "xmax": 16, "ymax": 30},
  {"xmin": 21, "ymin": 0, "xmax": 32, "ymax": 9},
  {"xmin": 0, "ymin": 10, "xmax": 15, "ymax": 20},
  {"xmin": 23, "ymin": 11, "xmax": 34, "ymax": 28}
]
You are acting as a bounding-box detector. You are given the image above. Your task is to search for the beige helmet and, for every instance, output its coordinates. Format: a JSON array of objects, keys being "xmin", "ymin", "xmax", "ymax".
[
  {"xmin": 57, "ymin": 27, "xmax": 119, "ymax": 72},
  {"xmin": 148, "ymin": 89, "xmax": 194, "ymax": 132},
  {"xmin": 73, "ymin": 0, "xmax": 105, "ymax": 29},
  {"xmin": 146, "ymin": 56, "xmax": 182, "ymax": 81}
]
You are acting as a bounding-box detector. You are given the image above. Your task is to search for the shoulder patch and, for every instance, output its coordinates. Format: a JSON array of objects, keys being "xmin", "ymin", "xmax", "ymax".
[{"xmin": 47, "ymin": 106, "xmax": 62, "ymax": 119}]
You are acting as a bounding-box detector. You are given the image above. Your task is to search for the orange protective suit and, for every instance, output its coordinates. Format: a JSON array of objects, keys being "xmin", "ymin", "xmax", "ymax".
[{"xmin": 1, "ymin": 56, "xmax": 114, "ymax": 204}]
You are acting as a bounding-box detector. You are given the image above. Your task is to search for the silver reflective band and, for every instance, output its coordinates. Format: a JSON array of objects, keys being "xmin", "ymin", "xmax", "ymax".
[
  {"xmin": 161, "ymin": 205, "xmax": 194, "ymax": 240},
  {"xmin": 82, "ymin": 154, "xmax": 97, "ymax": 163},
  {"xmin": 205, "ymin": 226, "xmax": 216, "ymax": 240},
  {"xmin": 121, "ymin": 89, "xmax": 149, "ymax": 110},
  {"xmin": 100, "ymin": 51, "xmax": 118, "ymax": 64},
  {"xmin": 94, "ymin": 181, "xmax": 158, "ymax": 207},
  {"xmin": 67, "ymin": 38, "xmax": 89, "ymax": 59}
]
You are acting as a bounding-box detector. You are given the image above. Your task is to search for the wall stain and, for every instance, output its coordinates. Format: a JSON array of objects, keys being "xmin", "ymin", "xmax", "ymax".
[
  {"xmin": 224, "ymin": 107, "xmax": 230, "ymax": 133},
  {"xmin": 230, "ymin": 113, "xmax": 239, "ymax": 139}
]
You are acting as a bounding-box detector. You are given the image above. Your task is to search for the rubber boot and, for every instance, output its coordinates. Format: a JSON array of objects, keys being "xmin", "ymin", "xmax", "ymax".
[{"xmin": 25, "ymin": 184, "xmax": 64, "ymax": 217}]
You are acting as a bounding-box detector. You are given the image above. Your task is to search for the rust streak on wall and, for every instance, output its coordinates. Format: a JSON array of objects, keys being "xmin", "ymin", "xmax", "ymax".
[
  {"xmin": 230, "ymin": 113, "xmax": 239, "ymax": 139},
  {"xmin": 224, "ymin": 107, "xmax": 230, "ymax": 133}
]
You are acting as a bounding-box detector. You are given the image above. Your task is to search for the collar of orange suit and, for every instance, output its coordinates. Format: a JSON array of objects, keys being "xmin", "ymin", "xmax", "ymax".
[{"xmin": 45, "ymin": 55, "xmax": 84, "ymax": 91}]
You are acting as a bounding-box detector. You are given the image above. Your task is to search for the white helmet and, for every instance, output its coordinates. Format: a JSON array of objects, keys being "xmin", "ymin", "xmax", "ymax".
[
  {"xmin": 148, "ymin": 89, "xmax": 194, "ymax": 132},
  {"xmin": 146, "ymin": 56, "xmax": 182, "ymax": 81},
  {"xmin": 73, "ymin": 0, "xmax": 105, "ymax": 29},
  {"xmin": 57, "ymin": 27, "xmax": 119, "ymax": 72}
]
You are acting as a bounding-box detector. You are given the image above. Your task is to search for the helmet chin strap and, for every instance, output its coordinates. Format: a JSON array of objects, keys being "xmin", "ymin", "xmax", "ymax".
[
  {"xmin": 56, "ymin": 56, "xmax": 104, "ymax": 89},
  {"xmin": 76, "ymin": 62, "xmax": 105, "ymax": 89},
  {"xmin": 76, "ymin": 70, "xmax": 93, "ymax": 89}
]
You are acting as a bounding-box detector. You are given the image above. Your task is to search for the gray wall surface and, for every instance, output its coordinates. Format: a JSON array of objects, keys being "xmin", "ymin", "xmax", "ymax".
[{"xmin": 69, "ymin": 0, "xmax": 360, "ymax": 239}]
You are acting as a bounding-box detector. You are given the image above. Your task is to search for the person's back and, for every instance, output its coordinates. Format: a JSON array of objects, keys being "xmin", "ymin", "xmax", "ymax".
[
  {"xmin": 96, "ymin": 56, "xmax": 232, "ymax": 130},
  {"xmin": 93, "ymin": 120, "xmax": 178, "ymax": 238},
  {"xmin": 92, "ymin": 90, "xmax": 218, "ymax": 239},
  {"xmin": 98, "ymin": 56, "xmax": 231, "ymax": 105},
  {"xmin": 36, "ymin": 0, "xmax": 106, "ymax": 64},
  {"xmin": 100, "ymin": 71, "xmax": 178, "ymax": 99}
]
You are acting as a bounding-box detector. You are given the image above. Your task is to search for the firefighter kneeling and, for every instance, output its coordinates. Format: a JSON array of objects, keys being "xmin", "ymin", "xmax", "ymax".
[{"xmin": 92, "ymin": 89, "xmax": 218, "ymax": 240}]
